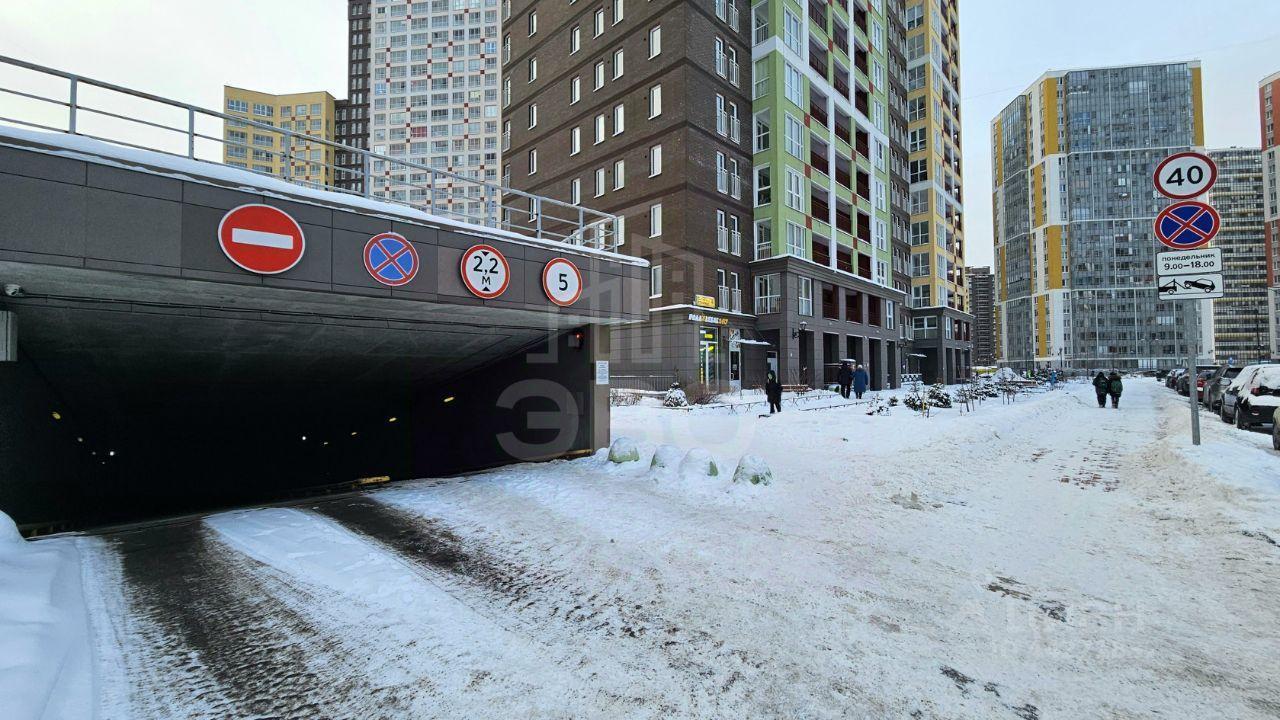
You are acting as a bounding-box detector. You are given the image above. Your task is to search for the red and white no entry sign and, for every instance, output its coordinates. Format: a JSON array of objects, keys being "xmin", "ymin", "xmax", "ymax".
[
  {"xmin": 542, "ymin": 258, "xmax": 583, "ymax": 307},
  {"xmin": 1153, "ymin": 151, "xmax": 1217, "ymax": 199},
  {"xmin": 460, "ymin": 244, "xmax": 510, "ymax": 298},
  {"xmin": 218, "ymin": 204, "xmax": 306, "ymax": 275}
]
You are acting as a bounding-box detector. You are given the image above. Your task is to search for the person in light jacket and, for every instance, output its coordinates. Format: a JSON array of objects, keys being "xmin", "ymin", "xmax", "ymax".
[{"xmin": 853, "ymin": 365, "xmax": 870, "ymax": 399}]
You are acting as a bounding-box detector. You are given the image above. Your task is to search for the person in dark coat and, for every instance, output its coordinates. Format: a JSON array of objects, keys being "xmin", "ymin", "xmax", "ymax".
[
  {"xmin": 765, "ymin": 371, "xmax": 783, "ymax": 414},
  {"xmin": 836, "ymin": 362, "xmax": 853, "ymax": 399},
  {"xmin": 1107, "ymin": 371, "xmax": 1123, "ymax": 409},
  {"xmin": 853, "ymin": 364, "xmax": 870, "ymax": 399},
  {"xmin": 1092, "ymin": 371, "xmax": 1109, "ymax": 408}
]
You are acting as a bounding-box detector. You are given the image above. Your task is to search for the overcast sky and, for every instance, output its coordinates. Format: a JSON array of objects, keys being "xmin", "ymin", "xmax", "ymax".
[{"xmin": 2, "ymin": 1, "xmax": 1278, "ymax": 267}]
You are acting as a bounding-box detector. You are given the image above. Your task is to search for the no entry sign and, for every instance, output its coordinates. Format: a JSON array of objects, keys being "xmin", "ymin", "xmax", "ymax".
[
  {"xmin": 218, "ymin": 204, "xmax": 305, "ymax": 274},
  {"xmin": 460, "ymin": 244, "xmax": 510, "ymax": 298},
  {"xmin": 1153, "ymin": 200, "xmax": 1220, "ymax": 250},
  {"xmin": 363, "ymin": 232, "xmax": 419, "ymax": 287},
  {"xmin": 542, "ymin": 258, "xmax": 583, "ymax": 306},
  {"xmin": 1153, "ymin": 151, "xmax": 1217, "ymax": 199}
]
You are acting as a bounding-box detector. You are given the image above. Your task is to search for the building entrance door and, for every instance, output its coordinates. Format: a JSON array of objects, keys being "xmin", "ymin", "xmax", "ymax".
[{"xmin": 699, "ymin": 326, "xmax": 719, "ymax": 387}]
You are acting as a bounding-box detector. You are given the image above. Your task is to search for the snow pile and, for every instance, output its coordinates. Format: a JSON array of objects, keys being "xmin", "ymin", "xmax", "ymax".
[
  {"xmin": 992, "ymin": 367, "xmax": 1020, "ymax": 381},
  {"xmin": 0, "ymin": 530, "xmax": 95, "ymax": 720},
  {"xmin": 678, "ymin": 448, "xmax": 719, "ymax": 478},
  {"xmin": 732, "ymin": 455, "xmax": 772, "ymax": 486},
  {"xmin": 662, "ymin": 383, "xmax": 689, "ymax": 408},
  {"xmin": 649, "ymin": 444, "xmax": 683, "ymax": 473},
  {"xmin": 606, "ymin": 436, "xmax": 641, "ymax": 464}
]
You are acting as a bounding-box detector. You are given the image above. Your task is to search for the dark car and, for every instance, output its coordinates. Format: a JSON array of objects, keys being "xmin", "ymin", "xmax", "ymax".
[
  {"xmin": 1201, "ymin": 365, "xmax": 1243, "ymax": 411},
  {"xmin": 1177, "ymin": 366, "xmax": 1218, "ymax": 396},
  {"xmin": 1166, "ymin": 369, "xmax": 1185, "ymax": 389},
  {"xmin": 1221, "ymin": 364, "xmax": 1280, "ymax": 429}
]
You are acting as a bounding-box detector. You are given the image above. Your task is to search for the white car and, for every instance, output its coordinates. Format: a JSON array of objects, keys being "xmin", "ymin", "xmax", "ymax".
[{"xmin": 1220, "ymin": 365, "xmax": 1280, "ymax": 430}]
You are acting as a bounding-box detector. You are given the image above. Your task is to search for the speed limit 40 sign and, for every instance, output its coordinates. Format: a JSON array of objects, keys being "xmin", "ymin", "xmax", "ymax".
[
  {"xmin": 1154, "ymin": 151, "xmax": 1217, "ymax": 199},
  {"xmin": 542, "ymin": 258, "xmax": 583, "ymax": 306}
]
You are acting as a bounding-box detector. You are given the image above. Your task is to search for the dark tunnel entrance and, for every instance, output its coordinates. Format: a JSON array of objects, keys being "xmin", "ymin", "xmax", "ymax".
[{"xmin": 0, "ymin": 282, "xmax": 609, "ymax": 534}]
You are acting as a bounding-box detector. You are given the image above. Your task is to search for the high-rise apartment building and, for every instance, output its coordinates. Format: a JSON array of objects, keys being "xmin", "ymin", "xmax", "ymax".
[
  {"xmin": 336, "ymin": 1, "xmax": 373, "ymax": 193},
  {"xmin": 965, "ymin": 265, "xmax": 994, "ymax": 365},
  {"xmin": 1207, "ymin": 148, "xmax": 1270, "ymax": 364},
  {"xmin": 1260, "ymin": 71, "xmax": 1280, "ymax": 358},
  {"xmin": 222, "ymin": 88, "xmax": 337, "ymax": 186},
  {"xmin": 993, "ymin": 62, "xmax": 1207, "ymax": 372},
  {"xmin": 364, "ymin": 0, "xmax": 502, "ymax": 216},
  {"xmin": 505, "ymin": 0, "xmax": 967, "ymax": 389}
]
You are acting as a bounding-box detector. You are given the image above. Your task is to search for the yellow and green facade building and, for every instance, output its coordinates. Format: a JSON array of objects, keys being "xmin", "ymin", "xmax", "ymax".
[
  {"xmin": 992, "ymin": 62, "xmax": 1207, "ymax": 371},
  {"xmin": 222, "ymin": 87, "xmax": 338, "ymax": 188}
]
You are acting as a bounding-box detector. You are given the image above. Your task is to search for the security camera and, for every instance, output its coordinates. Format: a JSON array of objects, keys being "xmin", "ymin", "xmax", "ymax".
[{"xmin": 2, "ymin": 284, "xmax": 22, "ymax": 298}]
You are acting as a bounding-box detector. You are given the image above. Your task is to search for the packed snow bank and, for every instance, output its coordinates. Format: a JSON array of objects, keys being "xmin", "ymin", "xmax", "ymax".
[
  {"xmin": 0, "ymin": 532, "xmax": 95, "ymax": 720},
  {"xmin": 606, "ymin": 436, "xmax": 641, "ymax": 463},
  {"xmin": 732, "ymin": 455, "xmax": 773, "ymax": 486}
]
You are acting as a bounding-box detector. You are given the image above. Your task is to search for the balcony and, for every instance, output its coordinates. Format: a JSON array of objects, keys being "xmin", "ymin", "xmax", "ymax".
[
  {"xmin": 756, "ymin": 295, "xmax": 780, "ymax": 314},
  {"xmin": 718, "ymin": 286, "xmax": 743, "ymax": 313}
]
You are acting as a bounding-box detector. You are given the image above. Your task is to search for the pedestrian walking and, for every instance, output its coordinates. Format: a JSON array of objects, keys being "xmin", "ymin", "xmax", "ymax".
[
  {"xmin": 765, "ymin": 371, "xmax": 783, "ymax": 414},
  {"xmin": 1092, "ymin": 371, "xmax": 1108, "ymax": 408},
  {"xmin": 836, "ymin": 361, "xmax": 853, "ymax": 399},
  {"xmin": 853, "ymin": 364, "xmax": 869, "ymax": 400},
  {"xmin": 1107, "ymin": 371, "xmax": 1123, "ymax": 409}
]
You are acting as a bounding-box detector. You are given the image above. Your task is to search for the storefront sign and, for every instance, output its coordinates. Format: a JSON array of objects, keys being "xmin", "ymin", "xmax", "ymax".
[
  {"xmin": 693, "ymin": 294, "xmax": 716, "ymax": 308},
  {"xmin": 687, "ymin": 313, "xmax": 729, "ymax": 325}
]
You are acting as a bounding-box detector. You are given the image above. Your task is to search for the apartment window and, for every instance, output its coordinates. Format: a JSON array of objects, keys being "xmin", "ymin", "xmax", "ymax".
[
  {"xmin": 784, "ymin": 63, "xmax": 803, "ymax": 106},
  {"xmin": 716, "ymin": 210, "xmax": 728, "ymax": 251},
  {"xmin": 907, "ymin": 97, "xmax": 925, "ymax": 121},
  {"xmin": 755, "ymin": 273, "xmax": 780, "ymax": 314},
  {"xmin": 650, "ymin": 203, "xmax": 663, "ymax": 237},
  {"xmin": 594, "ymin": 8, "xmax": 605, "ymax": 36},
  {"xmin": 784, "ymin": 114, "xmax": 803, "ymax": 158},
  {"xmin": 570, "ymin": 76, "xmax": 581, "ymax": 104},
  {"xmin": 528, "ymin": 148, "xmax": 538, "ymax": 174},
  {"xmin": 528, "ymin": 103, "xmax": 538, "ymax": 129},
  {"xmin": 613, "ymin": 0, "xmax": 624, "ymax": 23},
  {"xmin": 648, "ymin": 84, "xmax": 663, "ymax": 118},
  {"xmin": 783, "ymin": 8, "xmax": 801, "ymax": 53},
  {"xmin": 649, "ymin": 144, "xmax": 663, "ymax": 176},
  {"xmin": 755, "ymin": 165, "xmax": 771, "ymax": 206},
  {"xmin": 503, "ymin": 78, "xmax": 511, "ymax": 107},
  {"xmin": 613, "ymin": 103, "xmax": 625, "ymax": 135},
  {"xmin": 594, "ymin": 61, "xmax": 606, "ymax": 89},
  {"xmin": 908, "ymin": 127, "xmax": 926, "ymax": 153},
  {"xmin": 909, "ymin": 158, "xmax": 928, "ymax": 183},
  {"xmin": 252, "ymin": 103, "xmax": 273, "ymax": 117},
  {"xmin": 786, "ymin": 222, "xmax": 806, "ymax": 258},
  {"xmin": 595, "ymin": 114, "xmax": 606, "ymax": 143},
  {"xmin": 910, "ymin": 221, "xmax": 929, "ymax": 246},
  {"xmin": 905, "ymin": 3, "xmax": 923, "ymax": 29},
  {"xmin": 528, "ymin": 10, "xmax": 538, "ymax": 35},
  {"xmin": 785, "ymin": 168, "xmax": 804, "ymax": 211},
  {"xmin": 716, "ymin": 152, "xmax": 728, "ymax": 193},
  {"xmin": 595, "ymin": 168, "xmax": 606, "ymax": 196},
  {"xmin": 227, "ymin": 98, "xmax": 248, "ymax": 113},
  {"xmin": 650, "ymin": 264, "xmax": 663, "ymax": 298},
  {"xmin": 728, "ymin": 158, "xmax": 741, "ymax": 198},
  {"xmin": 570, "ymin": 25, "xmax": 580, "ymax": 53},
  {"xmin": 797, "ymin": 276, "xmax": 814, "ymax": 316},
  {"xmin": 754, "ymin": 111, "xmax": 770, "ymax": 152},
  {"xmin": 613, "ymin": 159, "xmax": 626, "ymax": 189},
  {"xmin": 649, "ymin": 25, "xmax": 661, "ymax": 58},
  {"xmin": 528, "ymin": 57, "xmax": 538, "ymax": 83},
  {"xmin": 613, "ymin": 48, "xmax": 625, "ymax": 78},
  {"xmin": 911, "ymin": 284, "xmax": 930, "ymax": 307},
  {"xmin": 571, "ymin": 178, "xmax": 582, "ymax": 205},
  {"xmin": 570, "ymin": 127, "xmax": 581, "ymax": 155}
]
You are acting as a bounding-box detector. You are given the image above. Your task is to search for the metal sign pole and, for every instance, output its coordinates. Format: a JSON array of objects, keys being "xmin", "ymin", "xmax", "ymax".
[{"xmin": 1189, "ymin": 342, "xmax": 1201, "ymax": 446}]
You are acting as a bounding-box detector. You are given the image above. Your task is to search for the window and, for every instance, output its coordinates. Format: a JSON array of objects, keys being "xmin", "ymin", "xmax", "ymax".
[
  {"xmin": 755, "ymin": 273, "xmax": 780, "ymax": 314},
  {"xmin": 594, "ymin": 61, "xmax": 606, "ymax": 89},
  {"xmin": 786, "ymin": 221, "xmax": 806, "ymax": 257},
  {"xmin": 594, "ymin": 8, "xmax": 605, "ymax": 36},
  {"xmin": 797, "ymin": 277, "xmax": 813, "ymax": 316},
  {"xmin": 503, "ymin": 77, "xmax": 512, "ymax": 107},
  {"xmin": 783, "ymin": 9, "xmax": 801, "ymax": 53},
  {"xmin": 613, "ymin": 0, "xmax": 624, "ymax": 23},
  {"xmin": 910, "ymin": 220, "xmax": 929, "ymax": 246},
  {"xmin": 909, "ymin": 158, "xmax": 928, "ymax": 183},
  {"xmin": 226, "ymin": 98, "xmax": 248, "ymax": 113},
  {"xmin": 908, "ymin": 127, "xmax": 926, "ymax": 153},
  {"xmin": 648, "ymin": 84, "xmax": 662, "ymax": 118},
  {"xmin": 650, "ymin": 203, "xmax": 663, "ymax": 237},
  {"xmin": 528, "ymin": 57, "xmax": 538, "ymax": 83},
  {"xmin": 784, "ymin": 63, "xmax": 803, "ymax": 106},
  {"xmin": 911, "ymin": 253, "xmax": 930, "ymax": 277},
  {"xmin": 528, "ymin": 103, "xmax": 538, "ymax": 129},
  {"xmin": 613, "ymin": 48, "xmax": 625, "ymax": 78},
  {"xmin": 252, "ymin": 103, "xmax": 273, "ymax": 117},
  {"xmin": 649, "ymin": 144, "xmax": 663, "ymax": 176},
  {"xmin": 570, "ymin": 127, "xmax": 581, "ymax": 155},
  {"xmin": 613, "ymin": 103, "xmax": 625, "ymax": 134},
  {"xmin": 528, "ymin": 10, "xmax": 538, "ymax": 35},
  {"xmin": 716, "ymin": 210, "xmax": 728, "ymax": 251},
  {"xmin": 905, "ymin": 3, "xmax": 923, "ymax": 29},
  {"xmin": 528, "ymin": 148, "xmax": 538, "ymax": 174},
  {"xmin": 650, "ymin": 264, "xmax": 663, "ymax": 298},
  {"xmin": 571, "ymin": 178, "xmax": 582, "ymax": 204},
  {"xmin": 613, "ymin": 159, "xmax": 625, "ymax": 189},
  {"xmin": 784, "ymin": 114, "xmax": 803, "ymax": 158},
  {"xmin": 911, "ymin": 284, "xmax": 931, "ymax": 308},
  {"xmin": 570, "ymin": 25, "xmax": 580, "ymax": 53},
  {"xmin": 594, "ymin": 167, "xmax": 606, "ymax": 196},
  {"xmin": 595, "ymin": 114, "xmax": 606, "ymax": 143},
  {"xmin": 570, "ymin": 76, "xmax": 581, "ymax": 103},
  {"xmin": 907, "ymin": 96, "xmax": 925, "ymax": 121},
  {"xmin": 649, "ymin": 25, "xmax": 661, "ymax": 58},
  {"xmin": 755, "ymin": 165, "xmax": 771, "ymax": 206},
  {"xmin": 784, "ymin": 168, "xmax": 804, "ymax": 211}
]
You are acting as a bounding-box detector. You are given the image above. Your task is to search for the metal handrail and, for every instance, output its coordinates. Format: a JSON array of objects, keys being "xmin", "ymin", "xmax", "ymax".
[{"xmin": 0, "ymin": 55, "xmax": 622, "ymax": 251}]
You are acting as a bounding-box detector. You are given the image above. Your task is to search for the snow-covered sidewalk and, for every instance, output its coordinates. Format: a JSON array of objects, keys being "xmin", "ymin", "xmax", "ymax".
[{"xmin": 2, "ymin": 379, "xmax": 1278, "ymax": 718}]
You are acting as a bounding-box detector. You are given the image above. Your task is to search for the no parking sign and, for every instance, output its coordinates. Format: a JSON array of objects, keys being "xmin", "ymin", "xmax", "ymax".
[{"xmin": 363, "ymin": 232, "xmax": 419, "ymax": 287}]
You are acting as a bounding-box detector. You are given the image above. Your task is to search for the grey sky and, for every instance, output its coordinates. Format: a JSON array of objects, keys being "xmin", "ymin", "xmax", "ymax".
[{"xmin": 2, "ymin": 1, "xmax": 1278, "ymax": 268}]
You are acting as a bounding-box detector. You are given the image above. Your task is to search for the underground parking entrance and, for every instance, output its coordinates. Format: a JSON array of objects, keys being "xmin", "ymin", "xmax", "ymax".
[{"xmin": 0, "ymin": 134, "xmax": 647, "ymax": 533}]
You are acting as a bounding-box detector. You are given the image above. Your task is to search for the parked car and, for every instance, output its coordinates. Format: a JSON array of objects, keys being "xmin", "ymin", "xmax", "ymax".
[
  {"xmin": 1274, "ymin": 407, "xmax": 1280, "ymax": 451},
  {"xmin": 1220, "ymin": 364, "xmax": 1280, "ymax": 429},
  {"xmin": 1177, "ymin": 366, "xmax": 1218, "ymax": 396},
  {"xmin": 1155, "ymin": 369, "xmax": 1169, "ymax": 381},
  {"xmin": 1166, "ymin": 369, "xmax": 1185, "ymax": 390},
  {"xmin": 1201, "ymin": 365, "xmax": 1243, "ymax": 411}
]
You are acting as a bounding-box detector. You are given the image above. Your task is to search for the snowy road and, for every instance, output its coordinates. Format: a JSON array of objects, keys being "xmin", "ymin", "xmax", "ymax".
[{"xmin": 3, "ymin": 379, "xmax": 1279, "ymax": 719}]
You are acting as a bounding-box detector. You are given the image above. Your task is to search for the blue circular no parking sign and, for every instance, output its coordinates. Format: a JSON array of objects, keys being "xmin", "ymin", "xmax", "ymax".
[{"xmin": 363, "ymin": 232, "xmax": 420, "ymax": 287}]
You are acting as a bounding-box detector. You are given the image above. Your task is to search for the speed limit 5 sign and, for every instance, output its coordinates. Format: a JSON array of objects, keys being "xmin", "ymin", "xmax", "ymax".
[
  {"xmin": 1154, "ymin": 151, "xmax": 1217, "ymax": 199},
  {"xmin": 542, "ymin": 257, "xmax": 583, "ymax": 307}
]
